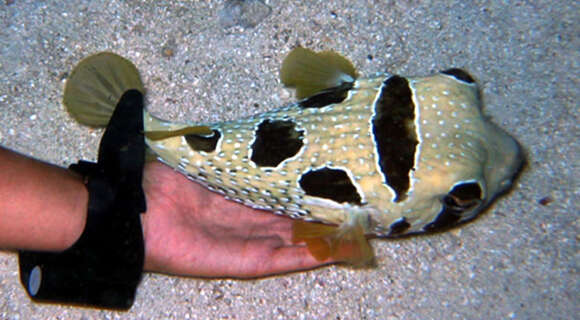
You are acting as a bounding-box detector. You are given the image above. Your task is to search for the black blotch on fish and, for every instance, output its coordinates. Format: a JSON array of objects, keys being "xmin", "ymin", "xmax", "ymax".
[
  {"xmin": 424, "ymin": 182, "xmax": 483, "ymax": 231},
  {"xmin": 299, "ymin": 167, "xmax": 362, "ymax": 205},
  {"xmin": 441, "ymin": 68, "xmax": 475, "ymax": 84},
  {"xmin": 389, "ymin": 217, "xmax": 411, "ymax": 235},
  {"xmin": 250, "ymin": 119, "xmax": 304, "ymax": 167},
  {"xmin": 185, "ymin": 129, "xmax": 222, "ymax": 152},
  {"xmin": 372, "ymin": 75, "xmax": 418, "ymax": 202},
  {"xmin": 298, "ymin": 82, "xmax": 353, "ymax": 109}
]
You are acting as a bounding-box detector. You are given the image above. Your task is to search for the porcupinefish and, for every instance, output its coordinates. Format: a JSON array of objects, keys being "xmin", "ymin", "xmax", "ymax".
[{"xmin": 63, "ymin": 47, "xmax": 523, "ymax": 265}]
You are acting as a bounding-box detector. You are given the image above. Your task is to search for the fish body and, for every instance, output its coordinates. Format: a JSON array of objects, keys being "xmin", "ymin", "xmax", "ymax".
[{"xmin": 64, "ymin": 48, "xmax": 523, "ymax": 264}]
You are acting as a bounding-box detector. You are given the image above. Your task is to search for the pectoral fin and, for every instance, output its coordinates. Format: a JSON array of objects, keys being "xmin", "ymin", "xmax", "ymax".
[{"xmin": 292, "ymin": 219, "xmax": 375, "ymax": 266}]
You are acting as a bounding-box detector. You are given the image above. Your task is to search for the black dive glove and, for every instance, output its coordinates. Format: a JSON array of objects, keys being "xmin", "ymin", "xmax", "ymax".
[{"xmin": 18, "ymin": 89, "xmax": 147, "ymax": 310}]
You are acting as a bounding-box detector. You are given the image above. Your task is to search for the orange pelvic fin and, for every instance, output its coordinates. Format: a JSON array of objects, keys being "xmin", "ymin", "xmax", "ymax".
[{"xmin": 292, "ymin": 218, "xmax": 375, "ymax": 266}]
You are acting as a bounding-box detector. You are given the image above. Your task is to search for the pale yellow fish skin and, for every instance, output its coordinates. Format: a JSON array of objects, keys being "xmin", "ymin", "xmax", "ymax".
[{"xmin": 144, "ymin": 73, "xmax": 522, "ymax": 237}]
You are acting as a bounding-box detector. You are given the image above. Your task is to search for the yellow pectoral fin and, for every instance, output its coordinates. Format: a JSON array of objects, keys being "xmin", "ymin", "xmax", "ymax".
[
  {"xmin": 292, "ymin": 220, "xmax": 339, "ymax": 240},
  {"xmin": 292, "ymin": 220, "xmax": 337, "ymax": 262},
  {"xmin": 145, "ymin": 126, "xmax": 214, "ymax": 141},
  {"xmin": 331, "ymin": 223, "xmax": 375, "ymax": 266},
  {"xmin": 292, "ymin": 219, "xmax": 375, "ymax": 266},
  {"xmin": 304, "ymin": 237, "xmax": 333, "ymax": 262}
]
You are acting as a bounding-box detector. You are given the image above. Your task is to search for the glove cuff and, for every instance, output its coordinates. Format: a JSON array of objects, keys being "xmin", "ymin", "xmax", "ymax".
[{"xmin": 19, "ymin": 89, "xmax": 147, "ymax": 310}]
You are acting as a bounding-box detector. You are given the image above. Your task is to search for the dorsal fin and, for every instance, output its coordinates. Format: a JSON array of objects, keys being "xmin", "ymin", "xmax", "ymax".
[{"xmin": 280, "ymin": 47, "xmax": 357, "ymax": 99}]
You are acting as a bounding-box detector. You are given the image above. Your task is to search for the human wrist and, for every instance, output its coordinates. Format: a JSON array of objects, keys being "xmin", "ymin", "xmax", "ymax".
[
  {"xmin": 57, "ymin": 169, "xmax": 89, "ymax": 250},
  {"xmin": 0, "ymin": 147, "xmax": 88, "ymax": 251}
]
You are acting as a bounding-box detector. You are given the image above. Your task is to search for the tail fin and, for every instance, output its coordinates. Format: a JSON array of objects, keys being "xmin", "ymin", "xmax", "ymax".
[{"xmin": 63, "ymin": 52, "xmax": 145, "ymax": 127}]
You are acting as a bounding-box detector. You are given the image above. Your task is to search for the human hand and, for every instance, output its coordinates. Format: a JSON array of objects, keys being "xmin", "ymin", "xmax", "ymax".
[{"xmin": 140, "ymin": 161, "xmax": 334, "ymax": 278}]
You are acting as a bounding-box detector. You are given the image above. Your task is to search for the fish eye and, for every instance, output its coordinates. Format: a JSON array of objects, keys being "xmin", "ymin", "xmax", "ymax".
[
  {"xmin": 443, "ymin": 182, "xmax": 483, "ymax": 212},
  {"xmin": 424, "ymin": 182, "xmax": 484, "ymax": 232}
]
